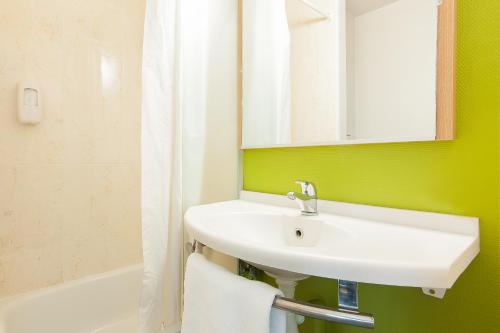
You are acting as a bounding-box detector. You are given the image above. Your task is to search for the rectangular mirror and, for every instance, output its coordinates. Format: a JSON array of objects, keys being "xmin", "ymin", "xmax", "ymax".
[{"xmin": 242, "ymin": 0, "xmax": 455, "ymax": 148}]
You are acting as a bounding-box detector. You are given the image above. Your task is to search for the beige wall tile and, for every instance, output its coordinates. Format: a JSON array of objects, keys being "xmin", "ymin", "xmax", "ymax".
[{"xmin": 0, "ymin": 0, "xmax": 145, "ymax": 297}]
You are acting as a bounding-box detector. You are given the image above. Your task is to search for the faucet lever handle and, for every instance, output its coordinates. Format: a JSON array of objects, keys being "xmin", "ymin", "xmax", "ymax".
[{"xmin": 294, "ymin": 180, "xmax": 317, "ymax": 197}]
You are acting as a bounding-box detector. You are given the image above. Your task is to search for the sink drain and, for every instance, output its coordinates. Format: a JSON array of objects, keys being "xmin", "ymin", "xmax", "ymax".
[{"xmin": 295, "ymin": 228, "xmax": 304, "ymax": 239}]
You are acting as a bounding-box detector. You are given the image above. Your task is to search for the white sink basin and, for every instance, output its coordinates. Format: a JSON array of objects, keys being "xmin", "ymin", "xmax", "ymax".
[
  {"xmin": 202, "ymin": 213, "xmax": 352, "ymax": 248},
  {"xmin": 185, "ymin": 191, "xmax": 479, "ymax": 291}
]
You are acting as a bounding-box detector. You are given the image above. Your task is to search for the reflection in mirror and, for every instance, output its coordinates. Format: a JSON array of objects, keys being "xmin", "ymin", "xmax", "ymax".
[{"xmin": 242, "ymin": 0, "xmax": 444, "ymax": 148}]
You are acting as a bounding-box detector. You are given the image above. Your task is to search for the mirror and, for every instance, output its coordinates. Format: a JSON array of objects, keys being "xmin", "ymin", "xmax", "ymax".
[{"xmin": 242, "ymin": 0, "xmax": 455, "ymax": 148}]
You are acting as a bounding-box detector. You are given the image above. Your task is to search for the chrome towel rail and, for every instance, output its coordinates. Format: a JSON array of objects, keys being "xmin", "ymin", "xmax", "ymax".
[
  {"xmin": 273, "ymin": 296, "xmax": 375, "ymax": 329},
  {"xmin": 186, "ymin": 241, "xmax": 375, "ymax": 329}
]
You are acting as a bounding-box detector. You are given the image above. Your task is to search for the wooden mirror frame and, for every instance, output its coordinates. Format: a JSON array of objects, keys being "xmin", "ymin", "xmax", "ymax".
[{"xmin": 436, "ymin": 0, "xmax": 456, "ymax": 140}]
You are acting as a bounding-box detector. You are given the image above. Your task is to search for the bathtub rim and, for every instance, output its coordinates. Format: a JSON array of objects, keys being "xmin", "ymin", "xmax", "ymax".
[{"xmin": 0, "ymin": 263, "xmax": 144, "ymax": 308}]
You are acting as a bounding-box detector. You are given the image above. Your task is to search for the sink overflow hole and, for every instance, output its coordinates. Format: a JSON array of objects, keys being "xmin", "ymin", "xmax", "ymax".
[{"xmin": 295, "ymin": 228, "xmax": 304, "ymax": 239}]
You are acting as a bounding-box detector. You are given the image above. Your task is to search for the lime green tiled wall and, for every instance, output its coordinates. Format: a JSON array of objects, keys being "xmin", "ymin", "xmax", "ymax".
[{"xmin": 243, "ymin": 1, "xmax": 500, "ymax": 332}]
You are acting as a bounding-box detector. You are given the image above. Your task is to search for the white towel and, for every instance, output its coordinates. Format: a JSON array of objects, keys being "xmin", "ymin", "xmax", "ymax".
[{"xmin": 181, "ymin": 253, "xmax": 286, "ymax": 333}]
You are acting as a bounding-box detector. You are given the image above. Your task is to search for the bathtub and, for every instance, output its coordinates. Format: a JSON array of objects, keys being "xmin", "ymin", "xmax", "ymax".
[{"xmin": 0, "ymin": 264, "xmax": 142, "ymax": 333}]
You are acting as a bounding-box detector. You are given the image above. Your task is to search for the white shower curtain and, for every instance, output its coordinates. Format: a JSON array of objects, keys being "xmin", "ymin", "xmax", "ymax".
[
  {"xmin": 140, "ymin": 0, "xmax": 239, "ymax": 332},
  {"xmin": 140, "ymin": 0, "xmax": 182, "ymax": 332}
]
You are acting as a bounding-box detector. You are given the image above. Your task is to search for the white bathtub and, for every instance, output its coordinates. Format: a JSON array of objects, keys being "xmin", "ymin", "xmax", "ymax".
[{"xmin": 0, "ymin": 264, "xmax": 142, "ymax": 333}]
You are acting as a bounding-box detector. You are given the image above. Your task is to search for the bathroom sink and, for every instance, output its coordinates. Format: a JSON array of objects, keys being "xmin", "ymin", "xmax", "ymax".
[
  {"xmin": 200, "ymin": 213, "xmax": 351, "ymax": 249},
  {"xmin": 185, "ymin": 191, "xmax": 479, "ymax": 291}
]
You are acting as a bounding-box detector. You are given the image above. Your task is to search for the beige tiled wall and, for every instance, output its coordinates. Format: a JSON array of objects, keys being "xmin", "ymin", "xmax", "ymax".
[{"xmin": 0, "ymin": 0, "xmax": 145, "ymax": 297}]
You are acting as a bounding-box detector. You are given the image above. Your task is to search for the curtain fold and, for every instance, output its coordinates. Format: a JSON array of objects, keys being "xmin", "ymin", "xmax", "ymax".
[
  {"xmin": 140, "ymin": 0, "xmax": 239, "ymax": 331},
  {"xmin": 140, "ymin": 0, "xmax": 182, "ymax": 332}
]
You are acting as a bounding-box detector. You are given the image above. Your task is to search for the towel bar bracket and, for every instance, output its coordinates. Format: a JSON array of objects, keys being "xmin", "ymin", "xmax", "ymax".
[{"xmin": 186, "ymin": 240, "xmax": 204, "ymax": 254}]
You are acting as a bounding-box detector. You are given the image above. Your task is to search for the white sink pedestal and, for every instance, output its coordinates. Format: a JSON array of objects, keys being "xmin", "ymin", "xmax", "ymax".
[{"xmin": 264, "ymin": 271, "xmax": 308, "ymax": 333}]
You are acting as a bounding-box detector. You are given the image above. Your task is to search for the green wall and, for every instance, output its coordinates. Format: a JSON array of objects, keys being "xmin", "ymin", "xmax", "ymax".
[{"xmin": 243, "ymin": 1, "xmax": 500, "ymax": 332}]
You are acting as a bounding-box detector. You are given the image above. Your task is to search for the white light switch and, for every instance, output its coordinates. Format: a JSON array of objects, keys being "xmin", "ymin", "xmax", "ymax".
[{"xmin": 17, "ymin": 82, "xmax": 42, "ymax": 124}]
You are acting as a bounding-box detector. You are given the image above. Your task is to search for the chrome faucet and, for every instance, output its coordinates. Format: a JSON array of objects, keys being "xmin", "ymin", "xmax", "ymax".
[{"xmin": 287, "ymin": 180, "xmax": 318, "ymax": 216}]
